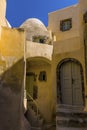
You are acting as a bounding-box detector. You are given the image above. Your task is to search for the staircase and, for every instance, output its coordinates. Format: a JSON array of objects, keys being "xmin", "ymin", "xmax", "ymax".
[
  {"xmin": 56, "ymin": 104, "xmax": 87, "ymax": 130},
  {"xmin": 25, "ymin": 93, "xmax": 44, "ymax": 130}
]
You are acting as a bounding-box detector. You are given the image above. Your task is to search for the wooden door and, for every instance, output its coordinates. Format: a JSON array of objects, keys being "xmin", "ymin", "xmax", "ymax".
[
  {"xmin": 26, "ymin": 74, "xmax": 34, "ymax": 98},
  {"xmin": 72, "ymin": 62, "xmax": 83, "ymax": 106},
  {"xmin": 60, "ymin": 61, "xmax": 83, "ymax": 106}
]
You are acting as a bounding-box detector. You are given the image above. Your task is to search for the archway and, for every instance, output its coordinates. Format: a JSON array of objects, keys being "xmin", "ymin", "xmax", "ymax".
[{"xmin": 56, "ymin": 59, "xmax": 85, "ymax": 106}]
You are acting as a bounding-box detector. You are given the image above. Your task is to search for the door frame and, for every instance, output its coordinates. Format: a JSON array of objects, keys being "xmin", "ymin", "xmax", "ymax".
[{"xmin": 56, "ymin": 58, "xmax": 85, "ymax": 106}]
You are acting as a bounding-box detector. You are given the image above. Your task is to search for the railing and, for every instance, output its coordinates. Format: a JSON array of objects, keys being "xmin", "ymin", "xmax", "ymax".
[{"xmin": 27, "ymin": 92, "xmax": 39, "ymax": 116}]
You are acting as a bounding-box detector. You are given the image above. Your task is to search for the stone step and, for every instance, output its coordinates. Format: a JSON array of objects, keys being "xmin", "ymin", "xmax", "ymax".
[
  {"xmin": 25, "ymin": 107, "xmax": 44, "ymax": 127},
  {"xmin": 26, "ymin": 100, "xmax": 44, "ymax": 128},
  {"xmin": 56, "ymin": 111, "xmax": 87, "ymax": 118},
  {"xmin": 56, "ymin": 105, "xmax": 87, "ymax": 129},
  {"xmin": 31, "ymin": 126, "xmax": 42, "ymax": 130},
  {"xmin": 56, "ymin": 119, "xmax": 87, "ymax": 128},
  {"xmin": 57, "ymin": 104, "xmax": 84, "ymax": 113},
  {"xmin": 56, "ymin": 127, "xmax": 87, "ymax": 130},
  {"xmin": 43, "ymin": 123, "xmax": 56, "ymax": 130},
  {"xmin": 27, "ymin": 100, "xmax": 37, "ymax": 112},
  {"xmin": 56, "ymin": 111, "xmax": 87, "ymax": 128}
]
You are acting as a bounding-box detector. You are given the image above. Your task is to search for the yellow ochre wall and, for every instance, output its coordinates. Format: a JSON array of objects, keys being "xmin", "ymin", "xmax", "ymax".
[
  {"xmin": 0, "ymin": 27, "xmax": 25, "ymax": 77},
  {"xmin": 48, "ymin": 3, "xmax": 87, "ymax": 110},
  {"xmin": 26, "ymin": 61, "xmax": 53, "ymax": 122},
  {"xmin": 0, "ymin": 27, "xmax": 28, "ymax": 129},
  {"xmin": 48, "ymin": 5, "xmax": 80, "ymax": 41},
  {"xmin": 0, "ymin": 27, "xmax": 24, "ymax": 58}
]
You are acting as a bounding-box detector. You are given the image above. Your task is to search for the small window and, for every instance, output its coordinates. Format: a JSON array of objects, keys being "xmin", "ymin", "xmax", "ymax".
[
  {"xmin": 39, "ymin": 71, "xmax": 47, "ymax": 81},
  {"xmin": 60, "ymin": 18, "xmax": 72, "ymax": 31},
  {"xmin": 32, "ymin": 36, "xmax": 45, "ymax": 44}
]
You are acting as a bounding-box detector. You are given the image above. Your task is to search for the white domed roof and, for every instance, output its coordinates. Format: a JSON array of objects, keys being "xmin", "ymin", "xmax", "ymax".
[
  {"xmin": 6, "ymin": 19, "xmax": 11, "ymax": 28},
  {"xmin": 22, "ymin": 18, "xmax": 47, "ymax": 31},
  {"xmin": 20, "ymin": 18, "xmax": 50, "ymax": 41}
]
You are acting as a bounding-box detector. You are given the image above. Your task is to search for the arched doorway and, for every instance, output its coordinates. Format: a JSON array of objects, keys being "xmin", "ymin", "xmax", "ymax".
[{"xmin": 57, "ymin": 59, "xmax": 85, "ymax": 106}]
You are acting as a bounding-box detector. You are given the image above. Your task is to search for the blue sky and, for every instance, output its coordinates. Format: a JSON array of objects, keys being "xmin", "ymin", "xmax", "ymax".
[{"xmin": 6, "ymin": 0, "xmax": 78, "ymax": 27}]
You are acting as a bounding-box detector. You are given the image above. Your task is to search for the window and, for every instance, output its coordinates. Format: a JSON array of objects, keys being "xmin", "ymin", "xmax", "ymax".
[
  {"xmin": 39, "ymin": 71, "xmax": 47, "ymax": 81},
  {"xmin": 32, "ymin": 36, "xmax": 45, "ymax": 44},
  {"xmin": 60, "ymin": 18, "xmax": 72, "ymax": 31}
]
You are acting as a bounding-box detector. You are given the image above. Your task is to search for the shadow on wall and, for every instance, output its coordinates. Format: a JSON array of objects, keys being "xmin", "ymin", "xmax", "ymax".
[{"xmin": 0, "ymin": 58, "xmax": 30, "ymax": 130}]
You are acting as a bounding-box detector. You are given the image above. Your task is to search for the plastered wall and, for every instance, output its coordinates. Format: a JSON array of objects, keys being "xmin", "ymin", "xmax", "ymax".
[{"xmin": 0, "ymin": 27, "xmax": 30, "ymax": 130}]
